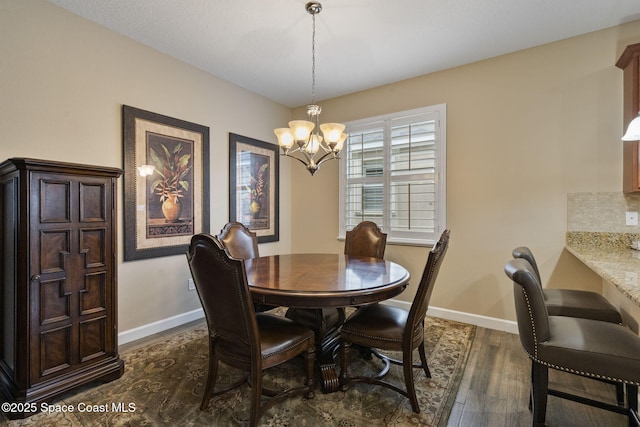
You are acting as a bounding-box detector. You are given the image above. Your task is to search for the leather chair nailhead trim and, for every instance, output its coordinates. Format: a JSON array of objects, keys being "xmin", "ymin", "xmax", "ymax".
[
  {"xmin": 341, "ymin": 330, "xmax": 402, "ymax": 344},
  {"xmin": 522, "ymin": 349, "xmax": 640, "ymax": 386},
  {"xmin": 262, "ymin": 339, "xmax": 313, "ymax": 360},
  {"xmin": 523, "ymin": 287, "xmax": 640, "ymax": 387},
  {"xmin": 522, "ymin": 287, "xmax": 539, "ymax": 360}
]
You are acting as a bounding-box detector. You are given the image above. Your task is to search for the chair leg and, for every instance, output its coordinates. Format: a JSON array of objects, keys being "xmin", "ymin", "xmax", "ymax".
[
  {"xmin": 628, "ymin": 384, "xmax": 639, "ymax": 427},
  {"xmin": 305, "ymin": 346, "xmax": 316, "ymax": 399},
  {"xmin": 531, "ymin": 362, "xmax": 548, "ymax": 427},
  {"xmin": 418, "ymin": 342, "xmax": 431, "ymax": 378},
  {"xmin": 249, "ymin": 367, "xmax": 263, "ymax": 427},
  {"xmin": 339, "ymin": 341, "xmax": 351, "ymax": 391},
  {"xmin": 404, "ymin": 351, "xmax": 420, "ymax": 413},
  {"xmin": 528, "ymin": 363, "xmax": 533, "ymax": 411},
  {"xmin": 200, "ymin": 337, "xmax": 218, "ymax": 410},
  {"xmin": 617, "ymin": 382, "xmax": 626, "ymax": 407}
]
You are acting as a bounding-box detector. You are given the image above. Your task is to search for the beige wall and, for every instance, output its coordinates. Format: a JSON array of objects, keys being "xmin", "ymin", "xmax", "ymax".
[
  {"xmin": 5, "ymin": 0, "xmax": 640, "ymax": 333},
  {"xmin": 292, "ymin": 22, "xmax": 640, "ymax": 322},
  {"xmin": 1, "ymin": 0, "xmax": 293, "ymax": 333}
]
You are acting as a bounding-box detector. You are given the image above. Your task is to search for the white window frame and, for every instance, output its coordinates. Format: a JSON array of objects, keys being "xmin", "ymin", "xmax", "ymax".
[{"xmin": 339, "ymin": 104, "xmax": 446, "ymax": 246}]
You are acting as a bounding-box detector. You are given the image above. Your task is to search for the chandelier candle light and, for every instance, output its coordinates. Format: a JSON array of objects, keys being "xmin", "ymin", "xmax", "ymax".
[{"xmin": 274, "ymin": 2, "xmax": 347, "ymax": 176}]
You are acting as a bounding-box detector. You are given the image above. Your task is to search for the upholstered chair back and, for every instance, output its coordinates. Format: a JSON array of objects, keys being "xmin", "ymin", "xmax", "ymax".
[
  {"xmin": 187, "ymin": 234, "xmax": 258, "ymax": 368},
  {"xmin": 504, "ymin": 258, "xmax": 551, "ymax": 357},
  {"xmin": 344, "ymin": 221, "xmax": 387, "ymax": 259},
  {"xmin": 406, "ymin": 229, "xmax": 450, "ymax": 346},
  {"xmin": 217, "ymin": 221, "xmax": 259, "ymax": 260}
]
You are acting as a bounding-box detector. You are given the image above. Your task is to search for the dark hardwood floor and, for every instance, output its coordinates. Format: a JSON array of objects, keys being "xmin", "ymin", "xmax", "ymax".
[{"xmin": 449, "ymin": 327, "xmax": 628, "ymax": 427}]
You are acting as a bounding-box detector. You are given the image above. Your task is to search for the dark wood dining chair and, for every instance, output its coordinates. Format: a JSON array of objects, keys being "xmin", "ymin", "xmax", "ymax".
[
  {"xmin": 344, "ymin": 221, "xmax": 387, "ymax": 259},
  {"xmin": 505, "ymin": 258, "xmax": 640, "ymax": 427},
  {"xmin": 186, "ymin": 234, "xmax": 315, "ymax": 426},
  {"xmin": 339, "ymin": 229, "xmax": 450, "ymax": 413},
  {"xmin": 216, "ymin": 221, "xmax": 276, "ymax": 312}
]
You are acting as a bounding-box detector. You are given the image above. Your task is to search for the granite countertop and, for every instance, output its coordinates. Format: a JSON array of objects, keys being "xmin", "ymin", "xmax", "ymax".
[{"xmin": 565, "ymin": 232, "xmax": 640, "ymax": 307}]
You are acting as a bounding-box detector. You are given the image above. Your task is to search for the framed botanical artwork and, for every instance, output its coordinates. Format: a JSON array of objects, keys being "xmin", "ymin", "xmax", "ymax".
[
  {"xmin": 229, "ymin": 133, "xmax": 279, "ymax": 243},
  {"xmin": 123, "ymin": 105, "xmax": 210, "ymax": 260}
]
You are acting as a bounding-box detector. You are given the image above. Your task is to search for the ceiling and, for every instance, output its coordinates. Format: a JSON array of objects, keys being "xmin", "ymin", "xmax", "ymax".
[{"xmin": 48, "ymin": 0, "xmax": 640, "ymax": 108}]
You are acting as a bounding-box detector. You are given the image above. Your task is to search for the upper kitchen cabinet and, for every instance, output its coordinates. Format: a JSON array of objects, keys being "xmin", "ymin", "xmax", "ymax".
[{"xmin": 617, "ymin": 42, "xmax": 640, "ymax": 193}]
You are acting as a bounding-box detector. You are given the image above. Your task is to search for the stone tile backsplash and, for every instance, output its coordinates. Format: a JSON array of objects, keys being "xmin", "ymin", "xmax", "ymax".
[{"xmin": 567, "ymin": 192, "xmax": 640, "ymax": 233}]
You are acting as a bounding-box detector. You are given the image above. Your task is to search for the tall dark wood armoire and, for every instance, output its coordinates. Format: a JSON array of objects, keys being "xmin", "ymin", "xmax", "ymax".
[{"xmin": 0, "ymin": 158, "xmax": 124, "ymax": 418}]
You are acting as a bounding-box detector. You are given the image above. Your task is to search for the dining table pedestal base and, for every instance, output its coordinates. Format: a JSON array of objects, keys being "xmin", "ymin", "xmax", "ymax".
[{"xmin": 285, "ymin": 307, "xmax": 346, "ymax": 393}]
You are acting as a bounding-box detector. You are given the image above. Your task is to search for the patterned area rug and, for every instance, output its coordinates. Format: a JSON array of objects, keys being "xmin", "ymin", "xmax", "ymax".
[{"xmin": 2, "ymin": 315, "xmax": 475, "ymax": 427}]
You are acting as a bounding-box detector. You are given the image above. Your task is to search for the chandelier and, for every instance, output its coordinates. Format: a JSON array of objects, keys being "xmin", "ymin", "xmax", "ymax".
[{"xmin": 274, "ymin": 2, "xmax": 347, "ymax": 176}]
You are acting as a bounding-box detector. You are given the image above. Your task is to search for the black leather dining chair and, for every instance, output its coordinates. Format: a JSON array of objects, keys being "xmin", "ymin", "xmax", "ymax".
[
  {"xmin": 505, "ymin": 258, "xmax": 640, "ymax": 427},
  {"xmin": 339, "ymin": 229, "xmax": 450, "ymax": 413},
  {"xmin": 186, "ymin": 234, "xmax": 315, "ymax": 426}
]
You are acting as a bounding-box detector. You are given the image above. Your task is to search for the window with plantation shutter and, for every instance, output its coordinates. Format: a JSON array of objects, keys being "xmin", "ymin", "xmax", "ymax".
[{"xmin": 339, "ymin": 104, "xmax": 446, "ymax": 246}]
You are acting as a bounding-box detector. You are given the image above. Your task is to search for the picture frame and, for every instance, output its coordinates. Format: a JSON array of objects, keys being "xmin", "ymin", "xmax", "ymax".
[
  {"xmin": 229, "ymin": 133, "xmax": 279, "ymax": 243},
  {"xmin": 123, "ymin": 105, "xmax": 210, "ymax": 260}
]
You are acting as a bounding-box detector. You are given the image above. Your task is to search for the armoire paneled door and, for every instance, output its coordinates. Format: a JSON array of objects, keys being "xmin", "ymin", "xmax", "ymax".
[{"xmin": 0, "ymin": 158, "xmax": 124, "ymax": 419}]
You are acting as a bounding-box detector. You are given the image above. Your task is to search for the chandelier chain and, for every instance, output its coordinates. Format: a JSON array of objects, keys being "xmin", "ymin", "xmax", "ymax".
[{"xmin": 311, "ymin": 12, "xmax": 317, "ymax": 105}]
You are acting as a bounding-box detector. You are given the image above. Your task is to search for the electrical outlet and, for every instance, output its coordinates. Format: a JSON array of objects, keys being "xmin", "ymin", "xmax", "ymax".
[
  {"xmin": 627, "ymin": 211, "xmax": 639, "ymax": 226},
  {"xmin": 188, "ymin": 277, "xmax": 196, "ymax": 291}
]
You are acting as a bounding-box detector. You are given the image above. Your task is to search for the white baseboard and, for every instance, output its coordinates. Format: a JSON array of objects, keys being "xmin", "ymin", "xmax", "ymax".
[
  {"xmin": 427, "ymin": 306, "xmax": 519, "ymax": 334},
  {"xmin": 383, "ymin": 299, "xmax": 519, "ymax": 334},
  {"xmin": 118, "ymin": 302, "xmax": 518, "ymax": 347},
  {"xmin": 118, "ymin": 308, "xmax": 205, "ymax": 345}
]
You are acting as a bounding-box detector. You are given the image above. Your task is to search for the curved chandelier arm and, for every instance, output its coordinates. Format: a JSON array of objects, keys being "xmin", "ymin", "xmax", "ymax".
[
  {"xmin": 282, "ymin": 151, "xmax": 320, "ymax": 175},
  {"xmin": 281, "ymin": 144, "xmax": 313, "ymax": 162},
  {"xmin": 283, "ymin": 152, "xmax": 313, "ymax": 166},
  {"xmin": 314, "ymin": 151, "xmax": 340, "ymax": 167}
]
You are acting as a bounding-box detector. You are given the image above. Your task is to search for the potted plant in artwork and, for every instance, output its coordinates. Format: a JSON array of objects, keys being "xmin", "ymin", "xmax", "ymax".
[
  {"xmin": 246, "ymin": 161, "xmax": 268, "ymax": 219},
  {"xmin": 150, "ymin": 142, "xmax": 191, "ymax": 222}
]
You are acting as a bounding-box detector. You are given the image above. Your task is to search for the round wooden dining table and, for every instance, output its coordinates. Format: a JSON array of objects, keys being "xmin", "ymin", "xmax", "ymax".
[{"xmin": 245, "ymin": 253, "xmax": 410, "ymax": 392}]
